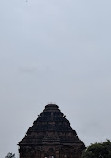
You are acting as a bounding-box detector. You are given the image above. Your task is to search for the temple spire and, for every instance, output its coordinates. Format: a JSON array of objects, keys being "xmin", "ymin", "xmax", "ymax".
[{"xmin": 18, "ymin": 104, "xmax": 85, "ymax": 158}]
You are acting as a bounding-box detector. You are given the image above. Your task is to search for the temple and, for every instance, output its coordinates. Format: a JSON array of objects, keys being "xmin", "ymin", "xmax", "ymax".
[{"xmin": 18, "ymin": 104, "xmax": 85, "ymax": 158}]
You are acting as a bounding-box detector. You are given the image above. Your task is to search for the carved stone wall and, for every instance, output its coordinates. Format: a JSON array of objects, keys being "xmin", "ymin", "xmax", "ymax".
[{"xmin": 18, "ymin": 104, "xmax": 85, "ymax": 158}]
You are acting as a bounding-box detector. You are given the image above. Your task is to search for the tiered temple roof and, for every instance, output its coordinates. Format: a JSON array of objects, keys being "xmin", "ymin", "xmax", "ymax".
[{"xmin": 19, "ymin": 104, "xmax": 85, "ymax": 158}]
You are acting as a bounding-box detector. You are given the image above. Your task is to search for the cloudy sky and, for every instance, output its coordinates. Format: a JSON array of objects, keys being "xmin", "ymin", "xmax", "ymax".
[{"xmin": 0, "ymin": 0, "xmax": 111, "ymax": 157}]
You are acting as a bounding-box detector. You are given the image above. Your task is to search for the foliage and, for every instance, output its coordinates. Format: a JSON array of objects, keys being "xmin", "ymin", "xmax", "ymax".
[
  {"xmin": 5, "ymin": 153, "xmax": 15, "ymax": 158},
  {"xmin": 82, "ymin": 140, "xmax": 111, "ymax": 158}
]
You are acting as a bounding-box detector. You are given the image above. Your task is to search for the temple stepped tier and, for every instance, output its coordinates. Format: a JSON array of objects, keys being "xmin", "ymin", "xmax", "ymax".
[{"xmin": 18, "ymin": 104, "xmax": 85, "ymax": 158}]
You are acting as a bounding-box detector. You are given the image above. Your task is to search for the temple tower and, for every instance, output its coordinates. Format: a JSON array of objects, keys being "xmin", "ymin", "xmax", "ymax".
[{"xmin": 18, "ymin": 104, "xmax": 85, "ymax": 158}]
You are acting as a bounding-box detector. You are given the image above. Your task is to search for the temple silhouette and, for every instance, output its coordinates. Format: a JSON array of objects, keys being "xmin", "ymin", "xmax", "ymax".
[{"xmin": 18, "ymin": 104, "xmax": 85, "ymax": 158}]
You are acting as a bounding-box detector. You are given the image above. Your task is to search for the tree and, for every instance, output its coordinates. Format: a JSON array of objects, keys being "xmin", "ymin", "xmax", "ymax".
[
  {"xmin": 5, "ymin": 153, "xmax": 15, "ymax": 158},
  {"xmin": 82, "ymin": 140, "xmax": 111, "ymax": 158}
]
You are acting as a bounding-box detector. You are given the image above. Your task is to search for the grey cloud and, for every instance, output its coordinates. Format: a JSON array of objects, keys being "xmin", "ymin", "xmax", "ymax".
[{"xmin": 0, "ymin": 0, "xmax": 111, "ymax": 157}]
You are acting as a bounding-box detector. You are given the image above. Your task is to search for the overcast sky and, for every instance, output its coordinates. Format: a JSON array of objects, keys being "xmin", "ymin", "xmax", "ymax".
[{"xmin": 0, "ymin": 0, "xmax": 111, "ymax": 157}]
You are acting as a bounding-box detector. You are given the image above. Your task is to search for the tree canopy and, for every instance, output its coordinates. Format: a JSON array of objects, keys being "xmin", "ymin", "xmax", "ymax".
[{"xmin": 82, "ymin": 140, "xmax": 111, "ymax": 158}]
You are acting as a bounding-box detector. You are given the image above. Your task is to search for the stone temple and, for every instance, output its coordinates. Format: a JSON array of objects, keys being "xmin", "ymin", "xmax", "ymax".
[{"xmin": 18, "ymin": 104, "xmax": 85, "ymax": 158}]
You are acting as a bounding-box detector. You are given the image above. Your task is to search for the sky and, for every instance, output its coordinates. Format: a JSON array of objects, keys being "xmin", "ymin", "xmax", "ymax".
[{"xmin": 0, "ymin": 0, "xmax": 111, "ymax": 157}]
